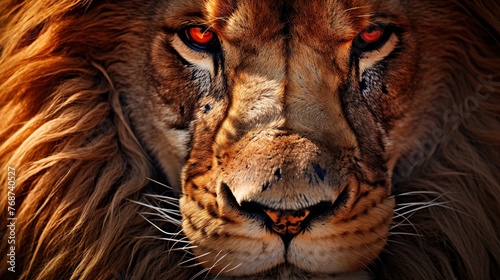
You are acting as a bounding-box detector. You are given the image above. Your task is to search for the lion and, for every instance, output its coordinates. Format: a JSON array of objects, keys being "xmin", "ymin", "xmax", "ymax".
[{"xmin": 0, "ymin": 0, "xmax": 498, "ymax": 279}]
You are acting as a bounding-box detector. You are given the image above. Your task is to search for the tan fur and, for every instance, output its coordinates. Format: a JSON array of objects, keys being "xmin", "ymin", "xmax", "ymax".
[{"xmin": 0, "ymin": 0, "xmax": 498, "ymax": 279}]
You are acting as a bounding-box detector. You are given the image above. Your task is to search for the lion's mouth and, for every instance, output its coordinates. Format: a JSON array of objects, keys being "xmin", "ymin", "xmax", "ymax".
[
  {"xmin": 221, "ymin": 182, "xmax": 350, "ymax": 245},
  {"xmin": 180, "ymin": 176, "xmax": 394, "ymax": 277}
]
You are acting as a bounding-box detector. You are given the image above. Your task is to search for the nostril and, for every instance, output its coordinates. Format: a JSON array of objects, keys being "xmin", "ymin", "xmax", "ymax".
[
  {"xmin": 239, "ymin": 201, "xmax": 267, "ymax": 216},
  {"xmin": 274, "ymin": 168, "xmax": 282, "ymax": 181},
  {"xmin": 239, "ymin": 201, "xmax": 271, "ymax": 224},
  {"xmin": 312, "ymin": 163, "xmax": 326, "ymax": 181}
]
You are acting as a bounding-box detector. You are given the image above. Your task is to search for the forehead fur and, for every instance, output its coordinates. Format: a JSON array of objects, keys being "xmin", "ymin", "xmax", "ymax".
[{"xmin": 166, "ymin": 0, "xmax": 405, "ymax": 43}]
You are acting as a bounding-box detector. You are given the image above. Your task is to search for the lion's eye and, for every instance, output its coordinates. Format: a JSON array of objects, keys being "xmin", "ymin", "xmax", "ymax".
[
  {"xmin": 360, "ymin": 27, "xmax": 384, "ymax": 43},
  {"xmin": 188, "ymin": 27, "xmax": 215, "ymax": 44},
  {"xmin": 180, "ymin": 26, "xmax": 220, "ymax": 53},
  {"xmin": 352, "ymin": 26, "xmax": 392, "ymax": 53}
]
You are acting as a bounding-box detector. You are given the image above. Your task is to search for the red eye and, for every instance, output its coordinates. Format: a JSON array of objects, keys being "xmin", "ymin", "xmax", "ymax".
[
  {"xmin": 187, "ymin": 27, "xmax": 215, "ymax": 45},
  {"xmin": 359, "ymin": 27, "xmax": 384, "ymax": 43},
  {"xmin": 353, "ymin": 25, "xmax": 392, "ymax": 53}
]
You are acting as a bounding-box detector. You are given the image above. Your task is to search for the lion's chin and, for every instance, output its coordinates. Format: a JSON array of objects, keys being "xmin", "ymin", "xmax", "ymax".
[{"xmin": 207, "ymin": 265, "xmax": 370, "ymax": 280}]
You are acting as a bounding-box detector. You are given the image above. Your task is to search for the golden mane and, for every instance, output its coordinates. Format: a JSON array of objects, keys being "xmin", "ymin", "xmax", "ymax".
[
  {"xmin": 0, "ymin": 1, "xmax": 188, "ymax": 279},
  {"xmin": 0, "ymin": 0, "xmax": 498, "ymax": 279}
]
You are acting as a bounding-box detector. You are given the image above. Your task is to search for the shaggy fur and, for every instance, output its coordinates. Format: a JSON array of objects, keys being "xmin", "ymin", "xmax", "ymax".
[{"xmin": 0, "ymin": 0, "xmax": 498, "ymax": 279}]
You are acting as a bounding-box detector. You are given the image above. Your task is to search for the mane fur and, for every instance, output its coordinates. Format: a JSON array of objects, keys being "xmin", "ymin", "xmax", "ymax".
[
  {"xmin": 0, "ymin": 1, "xmax": 189, "ymax": 279},
  {"xmin": 378, "ymin": 1, "xmax": 500, "ymax": 279},
  {"xmin": 0, "ymin": 0, "xmax": 498, "ymax": 280}
]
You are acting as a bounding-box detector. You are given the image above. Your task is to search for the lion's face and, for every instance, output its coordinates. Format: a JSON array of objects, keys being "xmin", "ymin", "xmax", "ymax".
[{"xmin": 129, "ymin": 0, "xmax": 418, "ymax": 277}]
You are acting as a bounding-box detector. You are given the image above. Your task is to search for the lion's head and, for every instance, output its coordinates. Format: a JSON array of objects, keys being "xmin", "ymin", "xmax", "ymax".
[{"xmin": 0, "ymin": 0, "xmax": 498, "ymax": 279}]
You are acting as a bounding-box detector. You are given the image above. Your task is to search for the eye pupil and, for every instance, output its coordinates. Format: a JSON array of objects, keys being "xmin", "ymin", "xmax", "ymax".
[
  {"xmin": 360, "ymin": 27, "xmax": 384, "ymax": 43},
  {"xmin": 188, "ymin": 27, "xmax": 214, "ymax": 45}
]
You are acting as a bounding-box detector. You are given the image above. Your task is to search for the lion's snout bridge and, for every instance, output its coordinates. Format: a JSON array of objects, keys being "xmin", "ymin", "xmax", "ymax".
[{"xmin": 219, "ymin": 132, "xmax": 347, "ymax": 205}]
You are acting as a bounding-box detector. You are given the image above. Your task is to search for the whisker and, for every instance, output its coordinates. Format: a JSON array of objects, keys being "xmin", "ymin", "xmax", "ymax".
[
  {"xmin": 391, "ymin": 223, "xmax": 418, "ymax": 228},
  {"xmin": 390, "ymin": 217, "xmax": 419, "ymax": 230},
  {"xmin": 138, "ymin": 213, "xmax": 181, "ymax": 236},
  {"xmin": 212, "ymin": 261, "xmax": 236, "ymax": 279},
  {"xmin": 143, "ymin": 199, "xmax": 180, "ymax": 209},
  {"xmin": 154, "ymin": 236, "xmax": 192, "ymax": 243},
  {"xmin": 139, "ymin": 211, "xmax": 181, "ymax": 220},
  {"xmin": 132, "ymin": 200, "xmax": 182, "ymax": 226},
  {"xmin": 144, "ymin": 193, "xmax": 180, "ymax": 202},
  {"xmin": 189, "ymin": 266, "xmax": 212, "ymax": 280},
  {"xmin": 391, "ymin": 211, "xmax": 420, "ymax": 235},
  {"xmin": 179, "ymin": 251, "xmax": 212, "ymax": 267},
  {"xmin": 394, "ymin": 201, "xmax": 450, "ymax": 213},
  {"xmin": 169, "ymin": 245, "xmax": 198, "ymax": 252},
  {"xmin": 388, "ymin": 232, "xmax": 423, "ymax": 237},
  {"xmin": 386, "ymin": 239, "xmax": 410, "ymax": 246},
  {"xmin": 395, "ymin": 191, "xmax": 442, "ymax": 197},
  {"xmin": 212, "ymin": 252, "xmax": 228, "ymax": 267},
  {"xmin": 223, "ymin": 262, "xmax": 243, "ymax": 274},
  {"xmin": 202, "ymin": 251, "xmax": 228, "ymax": 279},
  {"xmin": 134, "ymin": 235, "xmax": 191, "ymax": 244},
  {"xmin": 169, "ymin": 236, "xmax": 196, "ymax": 257},
  {"xmin": 146, "ymin": 177, "xmax": 172, "ymax": 189},
  {"xmin": 133, "ymin": 200, "xmax": 181, "ymax": 214},
  {"xmin": 393, "ymin": 202, "xmax": 463, "ymax": 219}
]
